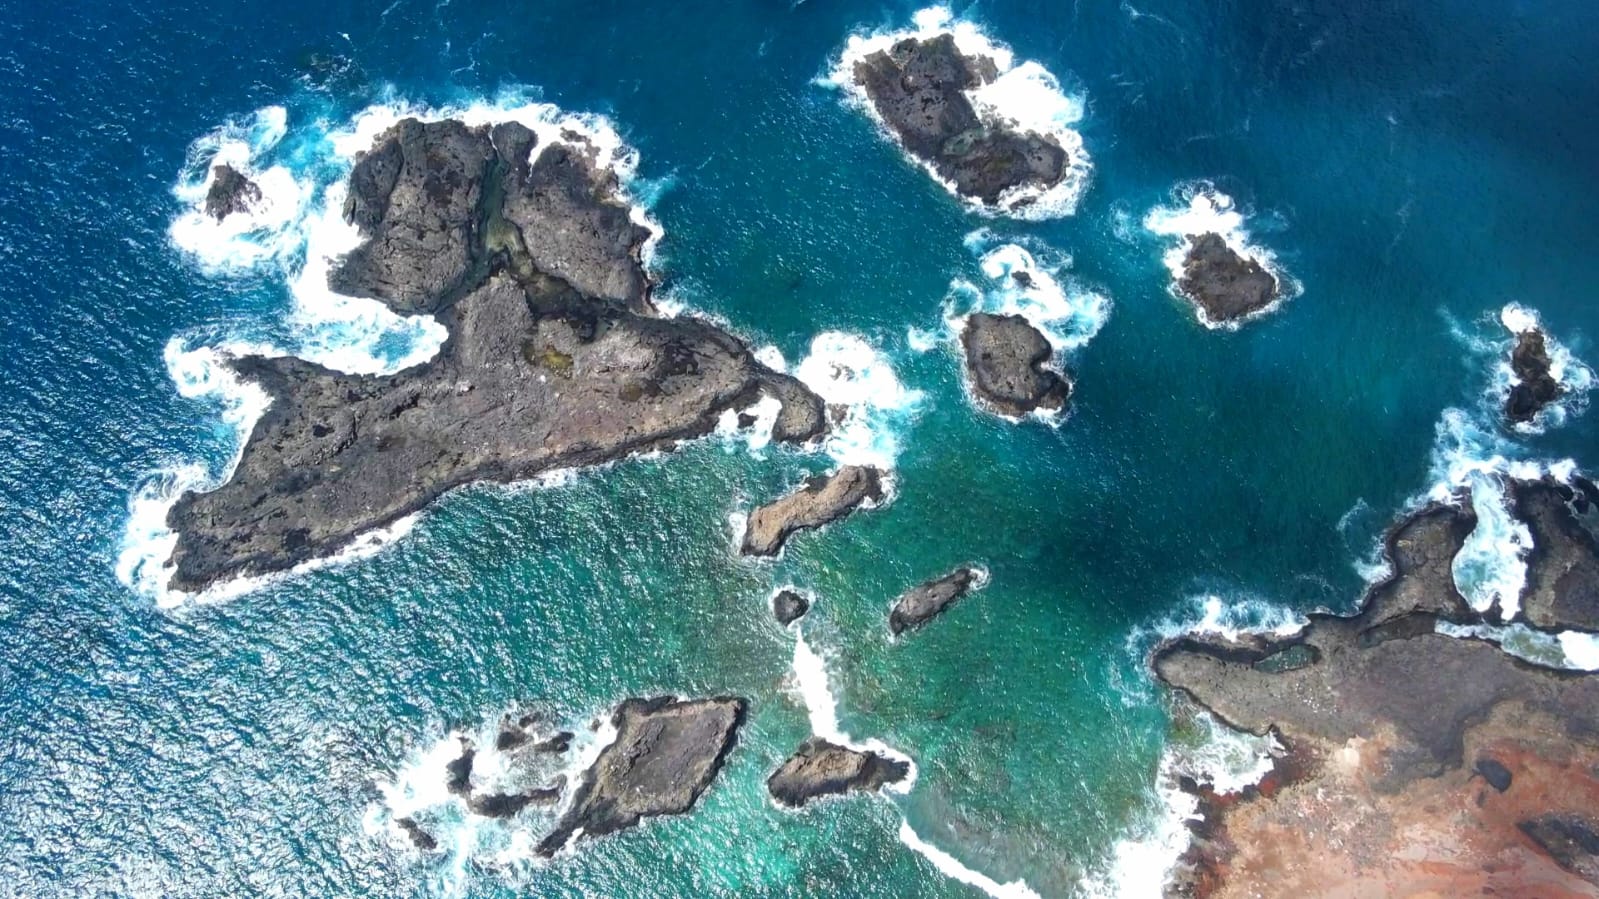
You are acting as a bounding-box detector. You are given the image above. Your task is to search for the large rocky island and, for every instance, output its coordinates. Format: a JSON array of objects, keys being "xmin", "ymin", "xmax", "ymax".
[
  {"xmin": 1154, "ymin": 476, "xmax": 1599, "ymax": 897},
  {"xmin": 849, "ymin": 33, "xmax": 1072, "ymax": 210},
  {"xmin": 165, "ymin": 118, "xmax": 825, "ymax": 591}
]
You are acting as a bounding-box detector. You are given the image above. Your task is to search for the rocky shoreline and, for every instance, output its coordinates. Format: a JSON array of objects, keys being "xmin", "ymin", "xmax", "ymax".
[
  {"xmin": 165, "ymin": 117, "xmax": 825, "ymax": 592},
  {"xmin": 1154, "ymin": 477, "xmax": 1599, "ymax": 897}
]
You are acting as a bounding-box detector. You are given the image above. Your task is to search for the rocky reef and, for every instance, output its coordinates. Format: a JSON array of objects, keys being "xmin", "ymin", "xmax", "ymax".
[
  {"xmin": 740, "ymin": 465, "xmax": 884, "ymax": 557},
  {"xmin": 850, "ymin": 33, "xmax": 1070, "ymax": 209},
  {"xmin": 1506, "ymin": 326, "xmax": 1564, "ymax": 426},
  {"xmin": 889, "ymin": 566, "xmax": 984, "ymax": 635},
  {"xmin": 1175, "ymin": 233, "xmax": 1279, "ymax": 325},
  {"xmin": 766, "ymin": 738, "xmax": 910, "ymax": 808},
  {"xmin": 772, "ymin": 589, "xmax": 810, "ymax": 626},
  {"xmin": 961, "ymin": 312, "xmax": 1070, "ymax": 417},
  {"xmin": 441, "ymin": 734, "xmax": 565, "ymax": 820},
  {"xmin": 1154, "ymin": 478, "xmax": 1599, "ymax": 897},
  {"xmin": 537, "ymin": 695, "xmax": 747, "ymax": 856},
  {"xmin": 203, "ymin": 164, "xmax": 261, "ymax": 221},
  {"xmin": 164, "ymin": 118, "xmax": 825, "ymax": 591}
]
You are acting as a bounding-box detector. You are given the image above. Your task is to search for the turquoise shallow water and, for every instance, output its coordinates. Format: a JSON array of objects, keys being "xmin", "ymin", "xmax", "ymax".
[{"xmin": 3, "ymin": 0, "xmax": 1599, "ymax": 896}]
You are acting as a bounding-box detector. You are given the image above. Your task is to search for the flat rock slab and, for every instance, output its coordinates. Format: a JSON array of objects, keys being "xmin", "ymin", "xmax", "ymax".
[
  {"xmin": 741, "ymin": 466, "xmax": 884, "ymax": 557},
  {"xmin": 851, "ymin": 33, "xmax": 1069, "ymax": 207},
  {"xmin": 537, "ymin": 695, "xmax": 747, "ymax": 856},
  {"xmin": 1176, "ymin": 232, "xmax": 1279, "ymax": 324},
  {"xmin": 961, "ymin": 312, "xmax": 1070, "ymax": 417},
  {"xmin": 767, "ymin": 738, "xmax": 909, "ymax": 808},
  {"xmin": 889, "ymin": 566, "xmax": 983, "ymax": 635},
  {"xmin": 164, "ymin": 117, "xmax": 823, "ymax": 591}
]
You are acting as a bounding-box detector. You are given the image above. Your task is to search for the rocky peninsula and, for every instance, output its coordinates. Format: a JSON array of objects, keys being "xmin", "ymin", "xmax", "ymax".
[
  {"xmin": 767, "ymin": 738, "xmax": 910, "ymax": 808},
  {"xmin": 1154, "ymin": 478, "xmax": 1599, "ymax": 897},
  {"xmin": 740, "ymin": 465, "xmax": 884, "ymax": 557},
  {"xmin": 961, "ymin": 313, "xmax": 1070, "ymax": 417},
  {"xmin": 889, "ymin": 566, "xmax": 984, "ymax": 635},
  {"xmin": 165, "ymin": 118, "xmax": 825, "ymax": 591},
  {"xmin": 850, "ymin": 33, "xmax": 1071, "ymax": 209},
  {"xmin": 538, "ymin": 695, "xmax": 747, "ymax": 856},
  {"xmin": 1175, "ymin": 233, "xmax": 1280, "ymax": 325}
]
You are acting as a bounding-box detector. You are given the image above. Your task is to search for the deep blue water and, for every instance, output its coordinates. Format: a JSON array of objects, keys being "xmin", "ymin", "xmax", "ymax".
[{"xmin": 3, "ymin": 0, "xmax": 1599, "ymax": 896}]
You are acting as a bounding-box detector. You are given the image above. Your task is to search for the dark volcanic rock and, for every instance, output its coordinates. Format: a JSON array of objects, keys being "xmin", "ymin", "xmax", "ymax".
[
  {"xmin": 164, "ymin": 117, "xmax": 824, "ymax": 591},
  {"xmin": 851, "ymin": 33, "xmax": 1069, "ymax": 208},
  {"xmin": 1506, "ymin": 328, "xmax": 1564, "ymax": 425},
  {"xmin": 1518, "ymin": 815, "xmax": 1599, "ymax": 885},
  {"xmin": 537, "ymin": 696, "xmax": 746, "ymax": 856},
  {"xmin": 1512, "ymin": 476, "xmax": 1599, "ymax": 633},
  {"xmin": 1176, "ymin": 232, "xmax": 1279, "ymax": 325},
  {"xmin": 1475, "ymin": 756, "xmax": 1513, "ymax": 792},
  {"xmin": 203, "ymin": 164, "xmax": 262, "ymax": 221},
  {"xmin": 766, "ymin": 738, "xmax": 910, "ymax": 808},
  {"xmin": 466, "ymin": 782, "xmax": 563, "ymax": 819},
  {"xmin": 740, "ymin": 466, "xmax": 885, "ymax": 557},
  {"xmin": 889, "ymin": 566, "xmax": 983, "ymax": 635},
  {"xmin": 395, "ymin": 817, "xmax": 437, "ymax": 851},
  {"xmin": 961, "ymin": 312, "xmax": 1070, "ymax": 417},
  {"xmin": 444, "ymin": 741, "xmax": 475, "ymax": 795},
  {"xmin": 772, "ymin": 589, "xmax": 810, "ymax": 626},
  {"xmin": 533, "ymin": 731, "xmax": 573, "ymax": 754}
]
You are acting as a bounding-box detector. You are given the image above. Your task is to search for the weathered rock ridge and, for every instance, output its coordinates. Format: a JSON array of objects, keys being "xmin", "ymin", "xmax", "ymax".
[
  {"xmin": 766, "ymin": 738, "xmax": 910, "ymax": 808},
  {"xmin": 1176, "ymin": 233, "xmax": 1279, "ymax": 325},
  {"xmin": 1506, "ymin": 326, "xmax": 1564, "ymax": 426},
  {"xmin": 537, "ymin": 695, "xmax": 746, "ymax": 856},
  {"xmin": 889, "ymin": 566, "xmax": 984, "ymax": 635},
  {"xmin": 204, "ymin": 164, "xmax": 261, "ymax": 221},
  {"xmin": 961, "ymin": 312, "xmax": 1070, "ymax": 417},
  {"xmin": 165, "ymin": 117, "xmax": 825, "ymax": 591},
  {"xmin": 1154, "ymin": 480, "xmax": 1599, "ymax": 897},
  {"xmin": 741, "ymin": 465, "xmax": 885, "ymax": 557},
  {"xmin": 851, "ymin": 33, "xmax": 1070, "ymax": 209}
]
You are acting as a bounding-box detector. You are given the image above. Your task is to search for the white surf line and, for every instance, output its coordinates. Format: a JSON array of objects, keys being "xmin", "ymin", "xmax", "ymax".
[
  {"xmin": 897, "ymin": 821, "xmax": 1041, "ymax": 899},
  {"xmin": 823, "ymin": 5, "xmax": 1092, "ymax": 219}
]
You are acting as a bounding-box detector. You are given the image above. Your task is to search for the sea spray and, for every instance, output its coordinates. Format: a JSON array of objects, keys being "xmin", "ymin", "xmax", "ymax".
[
  {"xmin": 792, "ymin": 332, "xmax": 923, "ymax": 470},
  {"xmin": 823, "ymin": 6, "xmax": 1093, "ymax": 219}
]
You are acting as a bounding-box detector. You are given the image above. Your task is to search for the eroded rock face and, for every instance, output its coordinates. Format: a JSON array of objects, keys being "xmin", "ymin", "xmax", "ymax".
[
  {"xmin": 1506, "ymin": 328, "xmax": 1564, "ymax": 425},
  {"xmin": 537, "ymin": 696, "xmax": 746, "ymax": 856},
  {"xmin": 1153, "ymin": 488, "xmax": 1599, "ymax": 898},
  {"xmin": 889, "ymin": 566, "xmax": 983, "ymax": 635},
  {"xmin": 164, "ymin": 118, "xmax": 823, "ymax": 591},
  {"xmin": 203, "ymin": 164, "xmax": 262, "ymax": 221},
  {"xmin": 961, "ymin": 313, "xmax": 1070, "ymax": 417},
  {"xmin": 772, "ymin": 589, "xmax": 810, "ymax": 626},
  {"xmin": 1176, "ymin": 233, "xmax": 1279, "ymax": 325},
  {"xmin": 741, "ymin": 466, "xmax": 885, "ymax": 557},
  {"xmin": 395, "ymin": 817, "xmax": 437, "ymax": 851},
  {"xmin": 851, "ymin": 34, "xmax": 1069, "ymax": 207},
  {"xmin": 766, "ymin": 738, "xmax": 910, "ymax": 808},
  {"xmin": 1512, "ymin": 477, "xmax": 1599, "ymax": 633}
]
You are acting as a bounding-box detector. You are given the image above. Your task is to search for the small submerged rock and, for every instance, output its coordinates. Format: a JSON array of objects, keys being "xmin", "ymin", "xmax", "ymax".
[
  {"xmin": 203, "ymin": 164, "xmax": 261, "ymax": 221},
  {"xmin": 772, "ymin": 589, "xmax": 810, "ymax": 626},
  {"xmin": 1506, "ymin": 327, "xmax": 1564, "ymax": 426},
  {"xmin": 537, "ymin": 695, "xmax": 747, "ymax": 856},
  {"xmin": 767, "ymin": 738, "xmax": 910, "ymax": 808},
  {"xmin": 395, "ymin": 817, "xmax": 437, "ymax": 852},
  {"xmin": 741, "ymin": 466, "xmax": 885, "ymax": 557},
  {"xmin": 1176, "ymin": 232, "xmax": 1279, "ymax": 325},
  {"xmin": 961, "ymin": 312, "xmax": 1071, "ymax": 417},
  {"xmin": 889, "ymin": 566, "xmax": 984, "ymax": 635}
]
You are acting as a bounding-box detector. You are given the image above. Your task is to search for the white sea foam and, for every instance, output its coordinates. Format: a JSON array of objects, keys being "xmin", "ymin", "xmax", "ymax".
[
  {"xmin": 823, "ymin": 6, "xmax": 1092, "ymax": 219},
  {"xmin": 951, "ymin": 233, "xmax": 1111, "ymax": 354},
  {"xmin": 1148, "ymin": 593, "xmax": 1308, "ymax": 646},
  {"xmin": 1437, "ymin": 621, "xmax": 1599, "ymax": 672},
  {"xmin": 897, "ymin": 821, "xmax": 1041, "ymax": 899},
  {"xmin": 1451, "ymin": 472, "xmax": 1532, "ymax": 620},
  {"xmin": 793, "ymin": 332, "xmax": 923, "ymax": 469},
  {"xmin": 1493, "ymin": 303, "xmax": 1594, "ymax": 434},
  {"xmin": 1142, "ymin": 184, "xmax": 1296, "ymax": 329}
]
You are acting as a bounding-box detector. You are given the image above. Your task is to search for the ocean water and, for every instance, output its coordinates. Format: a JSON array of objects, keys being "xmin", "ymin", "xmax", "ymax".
[{"xmin": 3, "ymin": 0, "xmax": 1599, "ymax": 896}]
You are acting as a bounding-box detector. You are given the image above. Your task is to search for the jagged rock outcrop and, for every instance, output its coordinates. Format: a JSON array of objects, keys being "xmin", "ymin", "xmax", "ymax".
[
  {"xmin": 1176, "ymin": 232, "xmax": 1279, "ymax": 325},
  {"xmin": 961, "ymin": 313, "xmax": 1070, "ymax": 417},
  {"xmin": 1153, "ymin": 486, "xmax": 1599, "ymax": 898},
  {"xmin": 164, "ymin": 118, "xmax": 824, "ymax": 591},
  {"xmin": 1511, "ymin": 476, "xmax": 1599, "ymax": 633},
  {"xmin": 740, "ymin": 466, "xmax": 885, "ymax": 557},
  {"xmin": 1506, "ymin": 327, "xmax": 1564, "ymax": 425},
  {"xmin": 766, "ymin": 738, "xmax": 910, "ymax": 808},
  {"xmin": 851, "ymin": 34, "xmax": 1070, "ymax": 208},
  {"xmin": 889, "ymin": 566, "xmax": 984, "ymax": 635},
  {"xmin": 772, "ymin": 589, "xmax": 810, "ymax": 626},
  {"xmin": 441, "ymin": 736, "xmax": 564, "ymax": 820},
  {"xmin": 537, "ymin": 696, "xmax": 746, "ymax": 856},
  {"xmin": 395, "ymin": 817, "xmax": 437, "ymax": 851},
  {"xmin": 203, "ymin": 164, "xmax": 261, "ymax": 221}
]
